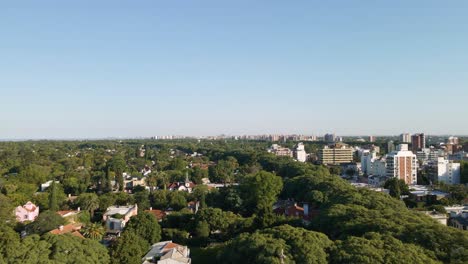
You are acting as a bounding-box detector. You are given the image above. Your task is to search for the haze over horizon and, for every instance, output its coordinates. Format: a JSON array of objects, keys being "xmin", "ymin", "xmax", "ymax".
[{"xmin": 1, "ymin": 1, "xmax": 468, "ymax": 139}]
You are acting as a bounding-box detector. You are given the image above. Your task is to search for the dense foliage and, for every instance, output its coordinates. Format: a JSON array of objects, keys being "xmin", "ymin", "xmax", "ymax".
[{"xmin": 0, "ymin": 139, "xmax": 467, "ymax": 263}]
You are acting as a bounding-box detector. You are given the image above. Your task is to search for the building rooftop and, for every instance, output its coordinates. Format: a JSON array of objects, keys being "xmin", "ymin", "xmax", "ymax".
[
  {"xmin": 104, "ymin": 205, "xmax": 137, "ymax": 217},
  {"xmin": 142, "ymin": 241, "xmax": 190, "ymax": 264},
  {"xmin": 49, "ymin": 223, "xmax": 84, "ymax": 238}
]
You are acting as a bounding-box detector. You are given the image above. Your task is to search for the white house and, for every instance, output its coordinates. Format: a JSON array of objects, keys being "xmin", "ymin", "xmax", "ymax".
[
  {"xmin": 40, "ymin": 180, "xmax": 60, "ymax": 192},
  {"xmin": 142, "ymin": 241, "xmax": 191, "ymax": 264},
  {"xmin": 102, "ymin": 204, "xmax": 138, "ymax": 231}
]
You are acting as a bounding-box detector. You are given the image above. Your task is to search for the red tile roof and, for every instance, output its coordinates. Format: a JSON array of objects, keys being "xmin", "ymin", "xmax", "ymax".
[
  {"xmin": 49, "ymin": 223, "xmax": 83, "ymax": 238},
  {"xmin": 145, "ymin": 209, "xmax": 167, "ymax": 220},
  {"xmin": 164, "ymin": 242, "xmax": 179, "ymax": 250}
]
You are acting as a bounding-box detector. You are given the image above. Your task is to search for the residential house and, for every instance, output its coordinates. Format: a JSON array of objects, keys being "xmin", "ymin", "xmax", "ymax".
[
  {"xmin": 124, "ymin": 176, "xmax": 148, "ymax": 192},
  {"xmin": 49, "ymin": 223, "xmax": 84, "ymax": 238},
  {"xmin": 102, "ymin": 204, "xmax": 138, "ymax": 231},
  {"xmin": 145, "ymin": 208, "xmax": 167, "ymax": 222},
  {"xmin": 56, "ymin": 208, "xmax": 81, "ymax": 223},
  {"xmin": 273, "ymin": 201, "xmax": 319, "ymax": 222},
  {"xmin": 15, "ymin": 201, "xmax": 39, "ymax": 223},
  {"xmin": 40, "ymin": 180, "xmax": 60, "ymax": 192},
  {"xmin": 168, "ymin": 175, "xmax": 195, "ymax": 193},
  {"xmin": 142, "ymin": 241, "xmax": 191, "ymax": 264}
]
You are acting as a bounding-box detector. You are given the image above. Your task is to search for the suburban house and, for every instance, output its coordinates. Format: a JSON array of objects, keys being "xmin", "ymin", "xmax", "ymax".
[
  {"xmin": 40, "ymin": 180, "xmax": 60, "ymax": 192},
  {"xmin": 15, "ymin": 201, "xmax": 39, "ymax": 223},
  {"xmin": 102, "ymin": 204, "xmax": 138, "ymax": 231},
  {"xmin": 142, "ymin": 241, "xmax": 191, "ymax": 264},
  {"xmin": 168, "ymin": 175, "xmax": 195, "ymax": 193},
  {"xmin": 49, "ymin": 223, "xmax": 84, "ymax": 238},
  {"xmin": 145, "ymin": 208, "xmax": 167, "ymax": 222},
  {"xmin": 56, "ymin": 208, "xmax": 81, "ymax": 223},
  {"xmin": 273, "ymin": 201, "xmax": 319, "ymax": 222},
  {"xmin": 124, "ymin": 176, "xmax": 148, "ymax": 191}
]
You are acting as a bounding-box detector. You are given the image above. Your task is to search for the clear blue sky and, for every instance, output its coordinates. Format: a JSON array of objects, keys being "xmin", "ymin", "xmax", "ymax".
[{"xmin": 1, "ymin": 1, "xmax": 467, "ymax": 139}]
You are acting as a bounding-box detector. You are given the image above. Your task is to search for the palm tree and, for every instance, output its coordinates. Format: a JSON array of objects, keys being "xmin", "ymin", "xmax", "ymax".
[
  {"xmin": 83, "ymin": 223, "xmax": 105, "ymax": 240},
  {"xmin": 159, "ymin": 171, "xmax": 169, "ymax": 191},
  {"xmin": 146, "ymin": 172, "xmax": 159, "ymax": 192},
  {"xmin": 77, "ymin": 193, "xmax": 99, "ymax": 218}
]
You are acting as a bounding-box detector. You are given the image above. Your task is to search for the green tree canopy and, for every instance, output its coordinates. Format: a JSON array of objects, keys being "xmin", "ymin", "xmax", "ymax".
[
  {"xmin": 110, "ymin": 230, "xmax": 149, "ymax": 264},
  {"xmin": 384, "ymin": 178, "xmax": 409, "ymax": 198},
  {"xmin": 76, "ymin": 193, "xmax": 99, "ymax": 217},
  {"xmin": 240, "ymin": 171, "xmax": 283, "ymax": 215},
  {"xmin": 25, "ymin": 210, "xmax": 65, "ymax": 235},
  {"xmin": 125, "ymin": 212, "xmax": 161, "ymax": 244},
  {"xmin": 330, "ymin": 232, "xmax": 440, "ymax": 264}
]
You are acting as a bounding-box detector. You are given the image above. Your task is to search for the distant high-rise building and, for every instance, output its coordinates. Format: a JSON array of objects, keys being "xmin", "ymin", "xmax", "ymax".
[
  {"xmin": 361, "ymin": 151, "xmax": 377, "ymax": 175},
  {"xmin": 324, "ymin": 133, "xmax": 336, "ymax": 143},
  {"xmin": 369, "ymin": 136, "xmax": 376, "ymax": 142},
  {"xmin": 400, "ymin": 133, "xmax": 411, "ymax": 143},
  {"xmin": 411, "ymin": 133, "xmax": 425, "ymax": 153},
  {"xmin": 436, "ymin": 157, "xmax": 461, "ymax": 185},
  {"xmin": 318, "ymin": 143, "xmax": 353, "ymax": 165},
  {"xmin": 447, "ymin": 136, "xmax": 459, "ymax": 145},
  {"xmin": 386, "ymin": 144, "xmax": 418, "ymax": 185},
  {"xmin": 387, "ymin": 141, "xmax": 395, "ymax": 153},
  {"xmin": 269, "ymin": 135, "xmax": 280, "ymax": 142},
  {"xmin": 445, "ymin": 143, "xmax": 462, "ymax": 155}
]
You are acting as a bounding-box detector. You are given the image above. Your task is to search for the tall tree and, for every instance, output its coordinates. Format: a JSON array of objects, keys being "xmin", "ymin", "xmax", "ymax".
[
  {"xmin": 83, "ymin": 223, "xmax": 105, "ymax": 240},
  {"xmin": 0, "ymin": 194, "xmax": 15, "ymax": 226},
  {"xmin": 384, "ymin": 178, "xmax": 409, "ymax": 198},
  {"xmin": 110, "ymin": 231, "xmax": 149, "ymax": 264},
  {"xmin": 48, "ymin": 180, "xmax": 59, "ymax": 211},
  {"xmin": 220, "ymin": 232, "xmax": 292, "ymax": 264},
  {"xmin": 109, "ymin": 155, "xmax": 126, "ymax": 191},
  {"xmin": 240, "ymin": 171, "xmax": 283, "ymax": 215},
  {"xmin": 125, "ymin": 212, "xmax": 161, "ymax": 244},
  {"xmin": 76, "ymin": 193, "xmax": 99, "ymax": 217}
]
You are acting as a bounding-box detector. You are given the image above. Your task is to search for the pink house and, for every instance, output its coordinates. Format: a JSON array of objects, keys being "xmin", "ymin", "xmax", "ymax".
[{"xmin": 15, "ymin": 201, "xmax": 39, "ymax": 222}]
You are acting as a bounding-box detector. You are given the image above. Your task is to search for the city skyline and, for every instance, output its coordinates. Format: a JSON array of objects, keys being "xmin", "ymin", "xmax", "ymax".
[
  {"xmin": 1, "ymin": 132, "xmax": 465, "ymax": 141},
  {"xmin": 2, "ymin": 1, "xmax": 468, "ymax": 139}
]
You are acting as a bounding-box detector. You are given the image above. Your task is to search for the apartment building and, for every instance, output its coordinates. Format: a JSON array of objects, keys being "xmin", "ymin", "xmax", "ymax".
[
  {"xmin": 386, "ymin": 144, "xmax": 418, "ymax": 185},
  {"xmin": 319, "ymin": 143, "xmax": 353, "ymax": 165}
]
